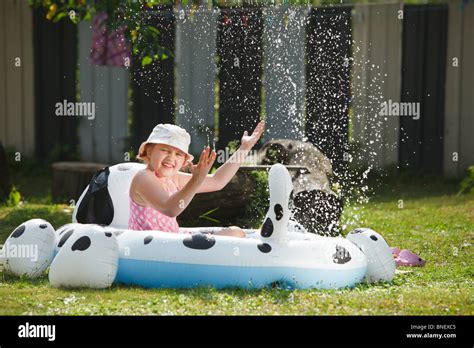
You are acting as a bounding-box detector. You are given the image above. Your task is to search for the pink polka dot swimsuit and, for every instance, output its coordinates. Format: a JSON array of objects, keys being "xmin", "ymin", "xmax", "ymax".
[{"xmin": 128, "ymin": 171, "xmax": 185, "ymax": 233}]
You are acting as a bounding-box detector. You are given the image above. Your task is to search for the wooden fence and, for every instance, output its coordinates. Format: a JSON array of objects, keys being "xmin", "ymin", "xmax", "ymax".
[{"xmin": 0, "ymin": 2, "xmax": 473, "ymax": 177}]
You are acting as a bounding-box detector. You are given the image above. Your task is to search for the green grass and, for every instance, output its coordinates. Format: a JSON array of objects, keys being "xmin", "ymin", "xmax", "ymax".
[{"xmin": 0, "ymin": 173, "xmax": 473, "ymax": 315}]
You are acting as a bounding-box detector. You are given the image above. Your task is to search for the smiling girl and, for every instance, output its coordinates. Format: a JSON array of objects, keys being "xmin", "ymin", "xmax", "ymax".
[{"xmin": 128, "ymin": 122, "xmax": 265, "ymax": 237}]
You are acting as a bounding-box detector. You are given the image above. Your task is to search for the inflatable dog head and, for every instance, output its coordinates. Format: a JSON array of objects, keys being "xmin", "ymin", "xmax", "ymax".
[
  {"xmin": 347, "ymin": 228, "xmax": 395, "ymax": 283},
  {"xmin": 1, "ymin": 219, "xmax": 56, "ymax": 278},
  {"xmin": 49, "ymin": 223, "xmax": 119, "ymax": 288}
]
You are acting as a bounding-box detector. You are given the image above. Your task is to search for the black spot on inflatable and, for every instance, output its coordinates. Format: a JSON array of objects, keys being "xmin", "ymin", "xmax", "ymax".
[
  {"xmin": 71, "ymin": 236, "xmax": 91, "ymax": 252},
  {"xmin": 58, "ymin": 227, "xmax": 68, "ymax": 236},
  {"xmin": 332, "ymin": 245, "xmax": 351, "ymax": 264},
  {"xmin": 76, "ymin": 167, "xmax": 114, "ymax": 226},
  {"xmin": 351, "ymin": 228, "xmax": 364, "ymax": 234},
  {"xmin": 274, "ymin": 204, "xmax": 283, "ymax": 221},
  {"xmin": 11, "ymin": 225, "xmax": 25, "ymax": 238},
  {"xmin": 58, "ymin": 230, "xmax": 74, "ymax": 247},
  {"xmin": 144, "ymin": 235, "xmax": 153, "ymax": 245},
  {"xmin": 183, "ymin": 234, "xmax": 215, "ymax": 250},
  {"xmin": 370, "ymin": 235, "xmax": 378, "ymax": 241},
  {"xmin": 39, "ymin": 224, "xmax": 48, "ymax": 229},
  {"xmin": 261, "ymin": 217, "xmax": 274, "ymax": 238},
  {"xmin": 105, "ymin": 232, "xmax": 112, "ymax": 237},
  {"xmin": 258, "ymin": 243, "xmax": 272, "ymax": 253}
]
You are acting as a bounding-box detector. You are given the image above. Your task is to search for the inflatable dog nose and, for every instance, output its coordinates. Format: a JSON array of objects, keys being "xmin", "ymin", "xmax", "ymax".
[
  {"xmin": 260, "ymin": 164, "xmax": 294, "ymax": 242},
  {"xmin": 49, "ymin": 224, "xmax": 119, "ymax": 288}
]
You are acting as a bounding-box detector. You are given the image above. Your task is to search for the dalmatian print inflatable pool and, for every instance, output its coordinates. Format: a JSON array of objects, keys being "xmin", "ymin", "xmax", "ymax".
[{"xmin": 0, "ymin": 164, "xmax": 395, "ymax": 289}]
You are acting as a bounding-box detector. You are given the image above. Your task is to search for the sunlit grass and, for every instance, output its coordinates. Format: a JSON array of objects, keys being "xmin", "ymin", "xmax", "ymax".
[{"xmin": 0, "ymin": 174, "xmax": 473, "ymax": 315}]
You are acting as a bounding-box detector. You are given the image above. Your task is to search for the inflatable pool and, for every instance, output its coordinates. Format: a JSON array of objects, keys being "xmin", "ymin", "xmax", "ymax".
[{"xmin": 0, "ymin": 164, "xmax": 395, "ymax": 289}]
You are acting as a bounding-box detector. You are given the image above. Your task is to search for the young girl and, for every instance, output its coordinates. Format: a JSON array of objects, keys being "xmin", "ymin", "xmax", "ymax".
[{"xmin": 129, "ymin": 121, "xmax": 265, "ymax": 237}]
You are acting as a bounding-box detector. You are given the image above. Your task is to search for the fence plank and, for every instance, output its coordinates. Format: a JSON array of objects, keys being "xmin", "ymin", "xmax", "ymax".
[
  {"xmin": 5, "ymin": 0, "xmax": 23, "ymax": 153},
  {"xmin": 0, "ymin": 0, "xmax": 7, "ymax": 146},
  {"xmin": 78, "ymin": 21, "xmax": 95, "ymax": 162},
  {"xmin": 175, "ymin": 7, "xmax": 218, "ymax": 155},
  {"xmin": 108, "ymin": 67, "xmax": 129, "ymax": 163},
  {"xmin": 459, "ymin": 3, "xmax": 474, "ymax": 174},
  {"xmin": 400, "ymin": 5, "xmax": 447, "ymax": 174},
  {"xmin": 443, "ymin": 1, "xmax": 463, "ymax": 177},
  {"xmin": 217, "ymin": 8, "xmax": 263, "ymax": 151},
  {"xmin": 21, "ymin": 0, "xmax": 35, "ymax": 156},
  {"xmin": 131, "ymin": 6, "xmax": 175, "ymax": 153},
  {"xmin": 33, "ymin": 8, "xmax": 78, "ymax": 160},
  {"xmin": 262, "ymin": 7, "xmax": 308, "ymax": 142},
  {"xmin": 306, "ymin": 6, "xmax": 352, "ymax": 173},
  {"xmin": 351, "ymin": 4, "xmax": 402, "ymax": 169},
  {"xmin": 78, "ymin": 21, "xmax": 129, "ymax": 164}
]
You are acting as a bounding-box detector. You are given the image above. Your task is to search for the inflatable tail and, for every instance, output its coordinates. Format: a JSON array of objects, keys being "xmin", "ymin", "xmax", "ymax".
[{"xmin": 260, "ymin": 164, "xmax": 293, "ymax": 242}]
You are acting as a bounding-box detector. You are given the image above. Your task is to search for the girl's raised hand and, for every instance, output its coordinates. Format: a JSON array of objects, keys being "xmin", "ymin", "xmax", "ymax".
[
  {"xmin": 241, "ymin": 120, "xmax": 265, "ymax": 150},
  {"xmin": 186, "ymin": 146, "xmax": 216, "ymax": 183}
]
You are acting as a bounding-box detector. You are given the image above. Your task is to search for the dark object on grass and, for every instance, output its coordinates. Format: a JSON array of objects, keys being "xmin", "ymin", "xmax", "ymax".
[
  {"xmin": 0, "ymin": 141, "xmax": 12, "ymax": 202},
  {"xmin": 257, "ymin": 139, "xmax": 342, "ymax": 236}
]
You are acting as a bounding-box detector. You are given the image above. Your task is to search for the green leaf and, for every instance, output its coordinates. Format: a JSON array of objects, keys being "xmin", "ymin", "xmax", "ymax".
[
  {"xmin": 141, "ymin": 56, "xmax": 153, "ymax": 67},
  {"xmin": 147, "ymin": 26, "xmax": 160, "ymax": 35},
  {"xmin": 83, "ymin": 11, "xmax": 92, "ymax": 21},
  {"xmin": 53, "ymin": 12, "xmax": 67, "ymax": 23}
]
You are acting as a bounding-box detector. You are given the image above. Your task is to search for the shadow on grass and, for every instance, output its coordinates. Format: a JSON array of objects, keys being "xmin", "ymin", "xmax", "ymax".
[{"xmin": 365, "ymin": 174, "xmax": 460, "ymax": 203}]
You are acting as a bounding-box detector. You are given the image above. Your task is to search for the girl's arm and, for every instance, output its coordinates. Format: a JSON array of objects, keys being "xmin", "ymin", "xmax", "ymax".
[
  {"xmin": 177, "ymin": 121, "xmax": 265, "ymax": 193},
  {"xmin": 136, "ymin": 148, "xmax": 216, "ymax": 217}
]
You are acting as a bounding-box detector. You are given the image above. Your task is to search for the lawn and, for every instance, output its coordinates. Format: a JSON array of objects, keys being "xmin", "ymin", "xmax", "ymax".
[{"xmin": 0, "ymin": 172, "xmax": 473, "ymax": 315}]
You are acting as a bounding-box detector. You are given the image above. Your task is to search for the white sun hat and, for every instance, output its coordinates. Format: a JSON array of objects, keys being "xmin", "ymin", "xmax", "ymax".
[{"xmin": 138, "ymin": 124, "xmax": 194, "ymax": 161}]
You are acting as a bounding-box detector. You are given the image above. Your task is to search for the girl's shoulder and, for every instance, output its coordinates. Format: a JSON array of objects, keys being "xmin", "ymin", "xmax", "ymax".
[
  {"xmin": 130, "ymin": 169, "xmax": 154, "ymax": 194},
  {"xmin": 131, "ymin": 168, "xmax": 153, "ymax": 183}
]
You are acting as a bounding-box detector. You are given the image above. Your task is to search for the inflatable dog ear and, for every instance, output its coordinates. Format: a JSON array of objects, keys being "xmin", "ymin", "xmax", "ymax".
[
  {"xmin": 1, "ymin": 219, "xmax": 56, "ymax": 278},
  {"xmin": 74, "ymin": 167, "xmax": 114, "ymax": 226},
  {"xmin": 347, "ymin": 228, "xmax": 395, "ymax": 283},
  {"xmin": 260, "ymin": 164, "xmax": 294, "ymax": 242},
  {"xmin": 49, "ymin": 224, "xmax": 119, "ymax": 288},
  {"xmin": 73, "ymin": 163, "xmax": 145, "ymax": 228}
]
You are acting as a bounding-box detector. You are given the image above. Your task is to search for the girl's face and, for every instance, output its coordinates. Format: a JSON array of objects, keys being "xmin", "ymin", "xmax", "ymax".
[{"xmin": 147, "ymin": 144, "xmax": 187, "ymax": 177}]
